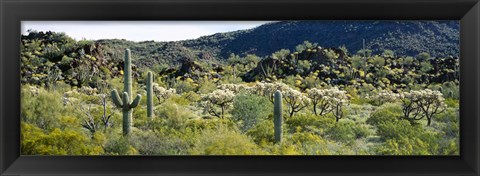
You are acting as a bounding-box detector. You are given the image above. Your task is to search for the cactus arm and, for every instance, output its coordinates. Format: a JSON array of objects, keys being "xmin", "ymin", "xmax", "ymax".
[
  {"xmin": 122, "ymin": 92, "xmax": 130, "ymax": 110},
  {"xmin": 111, "ymin": 89, "xmax": 123, "ymax": 107},
  {"xmin": 130, "ymin": 94, "xmax": 142, "ymax": 108}
]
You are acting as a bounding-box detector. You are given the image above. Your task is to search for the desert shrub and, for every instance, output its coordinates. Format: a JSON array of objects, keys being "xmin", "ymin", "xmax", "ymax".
[
  {"xmin": 231, "ymin": 93, "xmax": 272, "ymax": 132},
  {"xmin": 366, "ymin": 103, "xmax": 402, "ymax": 126},
  {"xmin": 104, "ymin": 136, "xmax": 138, "ymax": 155},
  {"xmin": 197, "ymin": 78, "xmax": 217, "ymax": 94},
  {"xmin": 286, "ymin": 113, "xmax": 336, "ymax": 135},
  {"xmin": 326, "ymin": 120, "xmax": 372, "ymax": 144},
  {"xmin": 444, "ymin": 98, "xmax": 459, "ymax": 108},
  {"xmin": 435, "ymin": 108, "xmax": 459, "ymax": 124},
  {"xmin": 21, "ymin": 86, "xmax": 79, "ymax": 130},
  {"xmin": 376, "ymin": 120, "xmax": 421, "ymax": 141},
  {"xmin": 189, "ymin": 127, "xmax": 265, "ymax": 155},
  {"xmin": 129, "ymin": 130, "xmax": 191, "ymax": 155},
  {"xmin": 246, "ymin": 117, "xmax": 275, "ymax": 145},
  {"xmin": 21, "ymin": 123, "xmax": 104, "ymax": 155},
  {"xmin": 182, "ymin": 91, "xmax": 202, "ymax": 103},
  {"xmin": 153, "ymin": 101, "xmax": 197, "ymax": 129},
  {"xmin": 289, "ymin": 131, "xmax": 331, "ymax": 155},
  {"xmin": 376, "ymin": 137, "xmax": 431, "ymax": 155},
  {"xmin": 269, "ymin": 142, "xmax": 301, "ymax": 155},
  {"xmin": 174, "ymin": 79, "xmax": 196, "ymax": 94}
]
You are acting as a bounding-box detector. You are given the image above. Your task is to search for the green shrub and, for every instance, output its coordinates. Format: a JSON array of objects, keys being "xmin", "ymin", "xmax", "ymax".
[
  {"xmin": 231, "ymin": 93, "xmax": 272, "ymax": 132},
  {"xmin": 326, "ymin": 120, "xmax": 372, "ymax": 144},
  {"xmin": 366, "ymin": 103, "xmax": 402, "ymax": 126},
  {"xmin": 376, "ymin": 120, "xmax": 420, "ymax": 141},
  {"xmin": 104, "ymin": 136, "xmax": 138, "ymax": 155},
  {"xmin": 289, "ymin": 131, "xmax": 331, "ymax": 155},
  {"xmin": 21, "ymin": 86, "xmax": 71, "ymax": 130},
  {"xmin": 21, "ymin": 123, "xmax": 104, "ymax": 155},
  {"xmin": 246, "ymin": 118, "xmax": 275, "ymax": 145},
  {"xmin": 129, "ymin": 130, "xmax": 190, "ymax": 155},
  {"xmin": 189, "ymin": 127, "xmax": 265, "ymax": 155},
  {"xmin": 285, "ymin": 113, "xmax": 336, "ymax": 134}
]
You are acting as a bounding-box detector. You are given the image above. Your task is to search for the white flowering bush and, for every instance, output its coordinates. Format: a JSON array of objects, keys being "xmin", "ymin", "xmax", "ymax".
[
  {"xmin": 372, "ymin": 90, "xmax": 400, "ymax": 105},
  {"xmin": 28, "ymin": 85, "xmax": 40, "ymax": 96},
  {"xmin": 283, "ymin": 88, "xmax": 311, "ymax": 117},
  {"xmin": 253, "ymin": 82, "xmax": 291, "ymax": 102},
  {"xmin": 307, "ymin": 88, "xmax": 331, "ymax": 116},
  {"xmin": 201, "ymin": 89, "xmax": 236, "ymax": 118},
  {"xmin": 399, "ymin": 89, "xmax": 447, "ymax": 126},
  {"xmin": 153, "ymin": 83, "xmax": 176, "ymax": 104},
  {"xmin": 218, "ymin": 84, "xmax": 247, "ymax": 94},
  {"xmin": 307, "ymin": 87, "xmax": 350, "ymax": 122},
  {"xmin": 326, "ymin": 87, "xmax": 350, "ymax": 122}
]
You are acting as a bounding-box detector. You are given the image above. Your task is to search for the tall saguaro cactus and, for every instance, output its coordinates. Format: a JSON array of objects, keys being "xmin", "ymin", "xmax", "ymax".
[
  {"xmin": 111, "ymin": 49, "xmax": 142, "ymax": 136},
  {"xmin": 274, "ymin": 90, "xmax": 283, "ymax": 143},
  {"xmin": 146, "ymin": 71, "xmax": 154, "ymax": 119}
]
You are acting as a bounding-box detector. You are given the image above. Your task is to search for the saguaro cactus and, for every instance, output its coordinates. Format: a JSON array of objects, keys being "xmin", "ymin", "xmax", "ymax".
[
  {"xmin": 274, "ymin": 90, "xmax": 283, "ymax": 143},
  {"xmin": 111, "ymin": 49, "xmax": 142, "ymax": 136},
  {"xmin": 146, "ymin": 71, "xmax": 154, "ymax": 119}
]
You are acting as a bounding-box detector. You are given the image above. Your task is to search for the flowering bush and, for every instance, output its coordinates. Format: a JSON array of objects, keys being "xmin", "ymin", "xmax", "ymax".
[
  {"xmin": 201, "ymin": 89, "xmax": 236, "ymax": 118},
  {"xmin": 152, "ymin": 83, "xmax": 176, "ymax": 104},
  {"xmin": 218, "ymin": 84, "xmax": 247, "ymax": 94},
  {"xmin": 371, "ymin": 90, "xmax": 400, "ymax": 105},
  {"xmin": 327, "ymin": 87, "xmax": 350, "ymax": 122},
  {"xmin": 283, "ymin": 88, "xmax": 310, "ymax": 117},
  {"xmin": 307, "ymin": 88, "xmax": 331, "ymax": 116},
  {"xmin": 307, "ymin": 87, "xmax": 350, "ymax": 122},
  {"xmin": 253, "ymin": 82, "xmax": 291, "ymax": 102},
  {"xmin": 399, "ymin": 89, "xmax": 447, "ymax": 126}
]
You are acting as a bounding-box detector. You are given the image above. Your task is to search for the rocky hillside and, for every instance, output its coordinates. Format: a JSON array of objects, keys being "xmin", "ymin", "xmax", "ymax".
[{"xmin": 90, "ymin": 21, "xmax": 459, "ymax": 68}]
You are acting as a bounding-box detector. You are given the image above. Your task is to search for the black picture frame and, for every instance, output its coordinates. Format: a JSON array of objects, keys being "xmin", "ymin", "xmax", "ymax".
[{"xmin": 1, "ymin": 0, "xmax": 479, "ymax": 175}]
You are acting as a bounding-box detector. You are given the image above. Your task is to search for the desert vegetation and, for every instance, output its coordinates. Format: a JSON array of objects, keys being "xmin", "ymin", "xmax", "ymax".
[{"xmin": 20, "ymin": 24, "xmax": 459, "ymax": 155}]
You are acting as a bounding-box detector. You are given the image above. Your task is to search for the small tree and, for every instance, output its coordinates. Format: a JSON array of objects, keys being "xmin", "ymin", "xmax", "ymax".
[
  {"xmin": 283, "ymin": 88, "xmax": 310, "ymax": 117},
  {"xmin": 328, "ymin": 88, "xmax": 350, "ymax": 122},
  {"xmin": 307, "ymin": 88, "xmax": 332, "ymax": 116},
  {"xmin": 399, "ymin": 91, "xmax": 423, "ymax": 124},
  {"xmin": 399, "ymin": 89, "xmax": 447, "ymax": 126},
  {"xmin": 201, "ymin": 89, "xmax": 236, "ymax": 118},
  {"xmin": 253, "ymin": 82, "xmax": 290, "ymax": 103},
  {"xmin": 372, "ymin": 90, "xmax": 399, "ymax": 105},
  {"xmin": 413, "ymin": 89, "xmax": 447, "ymax": 126}
]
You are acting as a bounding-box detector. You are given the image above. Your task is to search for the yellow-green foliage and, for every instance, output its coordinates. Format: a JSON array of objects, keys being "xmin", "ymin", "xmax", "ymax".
[
  {"xmin": 21, "ymin": 123, "xmax": 104, "ymax": 155},
  {"xmin": 189, "ymin": 127, "xmax": 265, "ymax": 155},
  {"xmin": 246, "ymin": 118, "xmax": 275, "ymax": 145}
]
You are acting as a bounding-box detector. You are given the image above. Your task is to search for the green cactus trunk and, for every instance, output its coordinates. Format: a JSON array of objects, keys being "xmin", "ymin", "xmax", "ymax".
[
  {"xmin": 274, "ymin": 90, "xmax": 283, "ymax": 143},
  {"xmin": 146, "ymin": 71, "xmax": 154, "ymax": 119},
  {"xmin": 112, "ymin": 49, "xmax": 142, "ymax": 136}
]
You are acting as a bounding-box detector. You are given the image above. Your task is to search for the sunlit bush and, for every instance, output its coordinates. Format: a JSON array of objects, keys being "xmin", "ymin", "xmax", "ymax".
[{"xmin": 189, "ymin": 127, "xmax": 265, "ymax": 155}]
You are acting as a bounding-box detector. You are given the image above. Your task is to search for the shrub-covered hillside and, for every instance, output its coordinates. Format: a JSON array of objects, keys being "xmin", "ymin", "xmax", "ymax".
[{"xmin": 20, "ymin": 25, "xmax": 459, "ymax": 155}]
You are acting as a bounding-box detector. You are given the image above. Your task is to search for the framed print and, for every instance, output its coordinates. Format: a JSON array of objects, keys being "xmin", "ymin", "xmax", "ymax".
[{"xmin": 1, "ymin": 0, "xmax": 479, "ymax": 175}]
